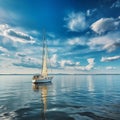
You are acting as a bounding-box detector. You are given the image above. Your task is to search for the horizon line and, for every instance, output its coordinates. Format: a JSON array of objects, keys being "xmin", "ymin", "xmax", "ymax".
[{"xmin": 0, "ymin": 73, "xmax": 120, "ymax": 75}]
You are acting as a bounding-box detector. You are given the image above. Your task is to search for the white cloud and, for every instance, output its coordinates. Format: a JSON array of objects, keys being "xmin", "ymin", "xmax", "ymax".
[
  {"xmin": 0, "ymin": 24, "xmax": 35, "ymax": 44},
  {"xmin": 101, "ymin": 55, "xmax": 120, "ymax": 62},
  {"xmin": 0, "ymin": 46, "xmax": 8, "ymax": 53},
  {"xmin": 65, "ymin": 12, "xmax": 87, "ymax": 32},
  {"xmin": 67, "ymin": 37, "xmax": 85, "ymax": 45},
  {"xmin": 106, "ymin": 66, "xmax": 116, "ymax": 70},
  {"xmin": 0, "ymin": 24, "xmax": 9, "ymax": 31},
  {"xmin": 60, "ymin": 60, "xmax": 74, "ymax": 67},
  {"xmin": 86, "ymin": 9, "xmax": 97, "ymax": 17},
  {"xmin": 60, "ymin": 58, "xmax": 95, "ymax": 71},
  {"xmin": 91, "ymin": 17, "xmax": 120, "ymax": 34},
  {"xmin": 76, "ymin": 62, "xmax": 80, "ymax": 66},
  {"xmin": 75, "ymin": 58, "xmax": 95, "ymax": 71},
  {"xmin": 51, "ymin": 55, "xmax": 80, "ymax": 69},
  {"xmin": 50, "ymin": 54, "xmax": 58, "ymax": 67},
  {"xmin": 88, "ymin": 32, "xmax": 120, "ymax": 52},
  {"xmin": 49, "ymin": 48, "xmax": 57, "ymax": 53},
  {"xmin": 111, "ymin": 0, "xmax": 120, "ymax": 8},
  {"xmin": 86, "ymin": 58, "xmax": 95, "ymax": 70}
]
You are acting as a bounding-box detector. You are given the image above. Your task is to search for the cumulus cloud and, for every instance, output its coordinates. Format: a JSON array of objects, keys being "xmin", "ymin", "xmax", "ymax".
[
  {"xmin": 88, "ymin": 32, "xmax": 120, "ymax": 52},
  {"xmin": 50, "ymin": 54, "xmax": 58, "ymax": 67},
  {"xmin": 86, "ymin": 58, "xmax": 95, "ymax": 70},
  {"xmin": 59, "ymin": 58, "xmax": 95, "ymax": 71},
  {"xmin": 0, "ymin": 24, "xmax": 35, "ymax": 43},
  {"xmin": 91, "ymin": 17, "xmax": 120, "ymax": 34},
  {"xmin": 75, "ymin": 58, "xmax": 95, "ymax": 71},
  {"xmin": 101, "ymin": 55, "xmax": 120, "ymax": 62},
  {"xmin": 60, "ymin": 60, "xmax": 74, "ymax": 67},
  {"xmin": 50, "ymin": 54, "xmax": 77, "ymax": 68},
  {"xmin": 65, "ymin": 12, "xmax": 87, "ymax": 32},
  {"xmin": 111, "ymin": 0, "xmax": 120, "ymax": 8}
]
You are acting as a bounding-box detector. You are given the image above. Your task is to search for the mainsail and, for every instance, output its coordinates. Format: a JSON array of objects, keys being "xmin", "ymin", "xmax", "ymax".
[
  {"xmin": 32, "ymin": 30, "xmax": 53, "ymax": 83},
  {"xmin": 41, "ymin": 32, "xmax": 48, "ymax": 77}
]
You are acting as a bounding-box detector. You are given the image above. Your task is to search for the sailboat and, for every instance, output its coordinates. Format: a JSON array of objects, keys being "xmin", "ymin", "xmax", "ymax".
[{"xmin": 32, "ymin": 31, "xmax": 53, "ymax": 84}]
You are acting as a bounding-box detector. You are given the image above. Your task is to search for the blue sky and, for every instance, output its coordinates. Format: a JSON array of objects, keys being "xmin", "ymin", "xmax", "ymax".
[{"xmin": 0, "ymin": 0, "xmax": 120, "ymax": 74}]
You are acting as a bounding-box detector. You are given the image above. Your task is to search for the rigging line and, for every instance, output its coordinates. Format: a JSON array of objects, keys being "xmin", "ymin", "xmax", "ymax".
[
  {"xmin": 46, "ymin": 36, "xmax": 52, "ymax": 74},
  {"xmin": 41, "ymin": 29, "xmax": 45, "ymax": 75},
  {"xmin": 43, "ymin": 29, "xmax": 52, "ymax": 74}
]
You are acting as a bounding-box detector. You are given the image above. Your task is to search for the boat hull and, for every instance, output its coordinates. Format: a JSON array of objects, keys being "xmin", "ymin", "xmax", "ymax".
[{"xmin": 32, "ymin": 76, "xmax": 53, "ymax": 84}]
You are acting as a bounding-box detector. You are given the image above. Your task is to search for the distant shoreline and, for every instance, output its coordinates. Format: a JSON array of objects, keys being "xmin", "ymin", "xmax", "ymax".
[{"xmin": 0, "ymin": 74, "xmax": 120, "ymax": 75}]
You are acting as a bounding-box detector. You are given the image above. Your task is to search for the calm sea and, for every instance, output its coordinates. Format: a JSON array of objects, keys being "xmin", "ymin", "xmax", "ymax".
[{"xmin": 0, "ymin": 75, "xmax": 120, "ymax": 120}]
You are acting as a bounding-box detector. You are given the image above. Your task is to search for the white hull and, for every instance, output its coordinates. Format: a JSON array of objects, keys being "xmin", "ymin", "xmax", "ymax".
[{"xmin": 32, "ymin": 76, "xmax": 53, "ymax": 84}]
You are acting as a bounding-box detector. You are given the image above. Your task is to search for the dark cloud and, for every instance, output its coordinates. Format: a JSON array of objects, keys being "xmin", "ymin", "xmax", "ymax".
[
  {"xmin": 7, "ymin": 29, "xmax": 31, "ymax": 40},
  {"xmin": 13, "ymin": 62, "xmax": 40, "ymax": 69},
  {"xmin": 16, "ymin": 53, "xmax": 26, "ymax": 57},
  {"xmin": 7, "ymin": 29, "xmax": 33, "ymax": 41}
]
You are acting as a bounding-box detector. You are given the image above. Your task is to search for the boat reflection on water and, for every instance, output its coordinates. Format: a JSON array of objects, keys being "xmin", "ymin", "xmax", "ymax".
[{"xmin": 32, "ymin": 83, "xmax": 52, "ymax": 120}]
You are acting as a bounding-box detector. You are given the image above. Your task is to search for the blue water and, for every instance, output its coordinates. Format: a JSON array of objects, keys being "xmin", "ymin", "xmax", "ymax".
[{"xmin": 0, "ymin": 75, "xmax": 120, "ymax": 120}]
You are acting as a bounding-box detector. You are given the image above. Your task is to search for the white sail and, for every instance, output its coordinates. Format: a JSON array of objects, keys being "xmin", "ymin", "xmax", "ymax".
[
  {"xmin": 41, "ymin": 32, "xmax": 48, "ymax": 77},
  {"xmin": 32, "ymin": 30, "xmax": 53, "ymax": 83}
]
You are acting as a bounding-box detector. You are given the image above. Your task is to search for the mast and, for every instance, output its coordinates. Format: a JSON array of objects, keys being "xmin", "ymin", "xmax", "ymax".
[{"xmin": 41, "ymin": 30, "xmax": 48, "ymax": 77}]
